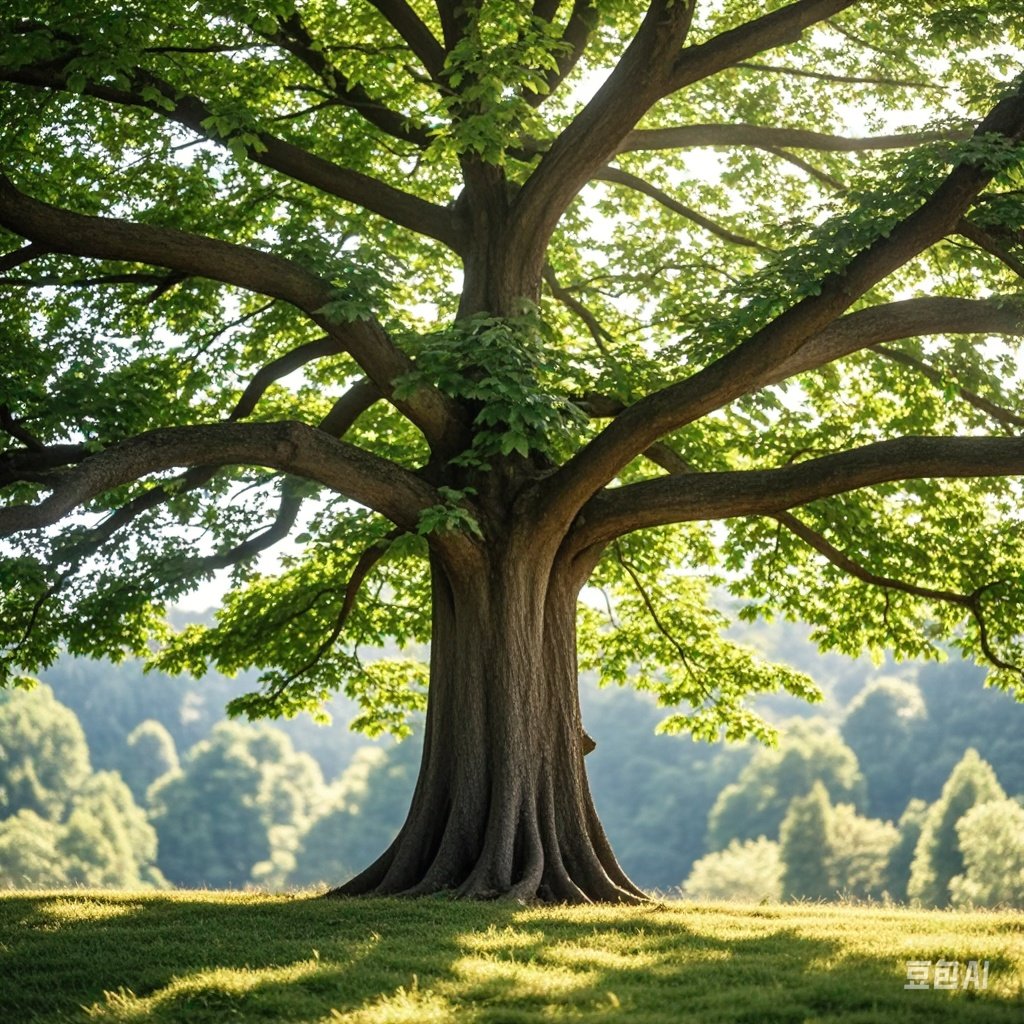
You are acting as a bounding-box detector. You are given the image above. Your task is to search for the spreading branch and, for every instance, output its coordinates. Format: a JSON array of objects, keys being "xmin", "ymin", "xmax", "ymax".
[
  {"xmin": 870, "ymin": 343, "xmax": 1024, "ymax": 432},
  {"xmin": 593, "ymin": 166, "xmax": 774, "ymax": 251},
  {"xmin": 366, "ymin": 0, "xmax": 446, "ymax": 77},
  {"xmin": 0, "ymin": 178, "xmax": 464, "ymax": 450},
  {"xmin": 524, "ymin": 0, "xmax": 598, "ymax": 107},
  {"xmin": 541, "ymin": 81, "xmax": 1024, "ymax": 529},
  {"xmin": 0, "ymin": 421, "xmax": 440, "ymax": 539},
  {"xmin": 573, "ymin": 434, "xmax": 1024, "ymax": 548},
  {"xmin": 264, "ymin": 11, "xmax": 433, "ymax": 145},
  {"xmin": 1, "ymin": 61, "xmax": 460, "ymax": 250},
  {"xmin": 763, "ymin": 296, "xmax": 1024, "ymax": 385},
  {"xmin": 618, "ymin": 123, "xmax": 967, "ymax": 155}
]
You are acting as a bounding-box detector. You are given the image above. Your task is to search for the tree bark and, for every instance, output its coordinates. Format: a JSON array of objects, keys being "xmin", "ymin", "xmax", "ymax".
[{"xmin": 327, "ymin": 544, "xmax": 646, "ymax": 903}]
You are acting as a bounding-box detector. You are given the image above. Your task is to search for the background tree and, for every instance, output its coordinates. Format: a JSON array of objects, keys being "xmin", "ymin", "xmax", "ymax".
[
  {"xmin": 0, "ymin": 684, "xmax": 162, "ymax": 888},
  {"xmin": 682, "ymin": 837, "xmax": 782, "ymax": 903},
  {"xmin": 0, "ymin": 684, "xmax": 91, "ymax": 821},
  {"xmin": 0, "ymin": 811, "xmax": 67, "ymax": 888},
  {"xmin": 949, "ymin": 798, "xmax": 1024, "ymax": 909},
  {"xmin": 779, "ymin": 782, "xmax": 832, "ymax": 900},
  {"xmin": 823, "ymin": 802, "xmax": 897, "ymax": 900},
  {"xmin": 907, "ymin": 748, "xmax": 1005, "ymax": 906},
  {"xmin": 288, "ymin": 737, "xmax": 421, "ymax": 888},
  {"xmin": 2, "ymin": 2, "xmax": 1024, "ymax": 902},
  {"xmin": 841, "ymin": 677, "xmax": 926, "ymax": 822},
  {"xmin": 706, "ymin": 719, "xmax": 865, "ymax": 850},
  {"xmin": 882, "ymin": 798, "xmax": 928, "ymax": 903},
  {"xmin": 120, "ymin": 720, "xmax": 180, "ymax": 805},
  {"xmin": 149, "ymin": 722, "xmax": 324, "ymax": 888},
  {"xmin": 58, "ymin": 772, "xmax": 164, "ymax": 887}
]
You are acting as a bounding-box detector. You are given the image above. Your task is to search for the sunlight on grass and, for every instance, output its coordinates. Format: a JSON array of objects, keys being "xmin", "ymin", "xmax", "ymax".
[{"xmin": 2, "ymin": 892, "xmax": 1021, "ymax": 1023}]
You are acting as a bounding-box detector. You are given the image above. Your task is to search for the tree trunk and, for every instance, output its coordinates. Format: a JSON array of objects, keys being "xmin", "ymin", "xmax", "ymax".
[{"xmin": 327, "ymin": 540, "xmax": 646, "ymax": 903}]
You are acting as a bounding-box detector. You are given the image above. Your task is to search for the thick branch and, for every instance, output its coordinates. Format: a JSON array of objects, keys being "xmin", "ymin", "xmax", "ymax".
[
  {"xmin": 366, "ymin": 0, "xmax": 446, "ymax": 77},
  {"xmin": 1, "ymin": 63, "xmax": 460, "ymax": 249},
  {"xmin": 618, "ymin": 123, "xmax": 967, "ymax": 155},
  {"xmin": 0, "ymin": 422, "xmax": 439, "ymax": 538},
  {"xmin": 228, "ymin": 336, "xmax": 346, "ymax": 422},
  {"xmin": 542, "ymin": 82, "xmax": 1024, "ymax": 529},
  {"xmin": 573, "ymin": 435, "xmax": 1024, "ymax": 548},
  {"xmin": 666, "ymin": 0, "xmax": 858, "ymax": 94},
  {"xmin": 510, "ymin": 1, "xmax": 696, "ymax": 265},
  {"xmin": 0, "ymin": 179, "xmax": 464, "ymax": 449},
  {"xmin": 764, "ymin": 296, "xmax": 1024, "ymax": 385}
]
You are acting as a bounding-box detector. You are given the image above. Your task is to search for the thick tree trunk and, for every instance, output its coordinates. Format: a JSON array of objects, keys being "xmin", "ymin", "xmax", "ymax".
[{"xmin": 327, "ymin": 543, "xmax": 646, "ymax": 903}]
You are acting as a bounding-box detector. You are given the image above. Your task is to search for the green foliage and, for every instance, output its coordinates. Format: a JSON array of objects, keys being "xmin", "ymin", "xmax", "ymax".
[
  {"xmin": 397, "ymin": 306, "xmax": 588, "ymax": 464},
  {"xmin": 841, "ymin": 677, "xmax": 927, "ymax": 822},
  {"xmin": 0, "ymin": 684, "xmax": 91, "ymax": 820},
  {"xmin": 121, "ymin": 720, "xmax": 179, "ymax": 805},
  {"xmin": 1, "ymin": 0, "xmax": 1023, "ymax": 759},
  {"xmin": 706, "ymin": 720, "xmax": 865, "ymax": 850},
  {"xmin": 950, "ymin": 799, "xmax": 1024, "ymax": 908},
  {"xmin": 780, "ymin": 782, "xmax": 833, "ymax": 901},
  {"xmin": 908, "ymin": 749, "xmax": 1006, "ymax": 906},
  {"xmin": 580, "ymin": 531, "xmax": 822, "ymax": 745},
  {"xmin": 149, "ymin": 722, "xmax": 325, "ymax": 888},
  {"xmin": 682, "ymin": 837, "xmax": 782, "ymax": 903}
]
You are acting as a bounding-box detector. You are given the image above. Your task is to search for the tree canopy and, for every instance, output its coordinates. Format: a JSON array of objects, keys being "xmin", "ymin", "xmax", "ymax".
[{"xmin": 2, "ymin": 1, "xmax": 1024, "ymax": 901}]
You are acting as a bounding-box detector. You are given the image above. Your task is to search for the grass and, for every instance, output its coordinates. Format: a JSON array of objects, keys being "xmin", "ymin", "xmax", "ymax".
[{"xmin": 0, "ymin": 892, "xmax": 1021, "ymax": 1022}]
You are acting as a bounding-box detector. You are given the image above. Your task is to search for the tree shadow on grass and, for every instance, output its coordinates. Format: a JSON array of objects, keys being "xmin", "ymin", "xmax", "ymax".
[{"xmin": 0, "ymin": 894, "xmax": 1021, "ymax": 1023}]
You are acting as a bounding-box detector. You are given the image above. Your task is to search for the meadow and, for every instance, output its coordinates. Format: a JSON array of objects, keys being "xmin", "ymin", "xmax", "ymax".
[{"xmin": 1, "ymin": 892, "xmax": 1021, "ymax": 1022}]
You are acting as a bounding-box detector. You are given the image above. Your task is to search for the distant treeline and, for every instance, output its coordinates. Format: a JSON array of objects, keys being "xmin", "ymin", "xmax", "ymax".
[{"xmin": 2, "ymin": 618, "xmax": 1023, "ymax": 903}]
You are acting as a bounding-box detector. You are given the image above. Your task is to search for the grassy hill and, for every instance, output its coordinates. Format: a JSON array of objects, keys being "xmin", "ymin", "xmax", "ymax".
[{"xmin": 2, "ymin": 893, "xmax": 1022, "ymax": 1022}]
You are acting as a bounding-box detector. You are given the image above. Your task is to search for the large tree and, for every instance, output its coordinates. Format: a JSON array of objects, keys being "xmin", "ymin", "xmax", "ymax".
[{"xmin": 1, "ymin": 1, "xmax": 1023, "ymax": 903}]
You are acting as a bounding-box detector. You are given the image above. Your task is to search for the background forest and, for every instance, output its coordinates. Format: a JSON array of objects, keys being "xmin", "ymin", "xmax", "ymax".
[{"xmin": 3, "ymin": 613, "xmax": 1023, "ymax": 906}]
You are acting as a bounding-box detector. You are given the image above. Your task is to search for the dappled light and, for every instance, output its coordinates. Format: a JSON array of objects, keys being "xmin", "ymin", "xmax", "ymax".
[{"xmin": 2, "ymin": 893, "xmax": 1022, "ymax": 1022}]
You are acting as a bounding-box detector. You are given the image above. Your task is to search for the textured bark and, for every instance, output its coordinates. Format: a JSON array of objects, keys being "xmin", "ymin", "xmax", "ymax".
[{"xmin": 328, "ymin": 546, "xmax": 645, "ymax": 903}]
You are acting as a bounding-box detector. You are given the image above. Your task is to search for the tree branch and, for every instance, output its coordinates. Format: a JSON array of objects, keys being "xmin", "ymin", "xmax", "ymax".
[
  {"xmin": 0, "ymin": 178, "xmax": 465, "ymax": 450},
  {"xmin": 366, "ymin": 0, "xmax": 446, "ymax": 77},
  {"xmin": 732, "ymin": 60, "xmax": 939, "ymax": 91},
  {"xmin": 763, "ymin": 296, "xmax": 1024, "ymax": 385},
  {"xmin": 540, "ymin": 81, "xmax": 1024, "ymax": 530},
  {"xmin": 771, "ymin": 510, "xmax": 1020, "ymax": 675},
  {"xmin": 510, "ymin": 1, "xmax": 697, "ymax": 265},
  {"xmin": 264, "ymin": 11, "xmax": 433, "ymax": 144},
  {"xmin": 573, "ymin": 435, "xmax": 1024, "ymax": 548},
  {"xmin": 265, "ymin": 527, "xmax": 405, "ymax": 695},
  {"xmin": 958, "ymin": 218, "xmax": 1024, "ymax": 278},
  {"xmin": 593, "ymin": 166, "xmax": 774, "ymax": 251},
  {"xmin": 617, "ymin": 123, "xmax": 967, "ymax": 155},
  {"xmin": 0, "ymin": 422, "xmax": 441, "ymax": 538},
  {"xmin": 870, "ymin": 343, "xmax": 1024, "ymax": 432},
  {"xmin": 665, "ymin": 0, "xmax": 858, "ymax": 94},
  {"xmin": 1, "ymin": 62, "xmax": 461, "ymax": 250},
  {"xmin": 524, "ymin": 0, "xmax": 598, "ymax": 107}
]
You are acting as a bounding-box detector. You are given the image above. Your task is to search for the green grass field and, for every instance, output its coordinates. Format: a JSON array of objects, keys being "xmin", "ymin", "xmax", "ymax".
[{"xmin": 0, "ymin": 892, "xmax": 1021, "ymax": 1023}]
